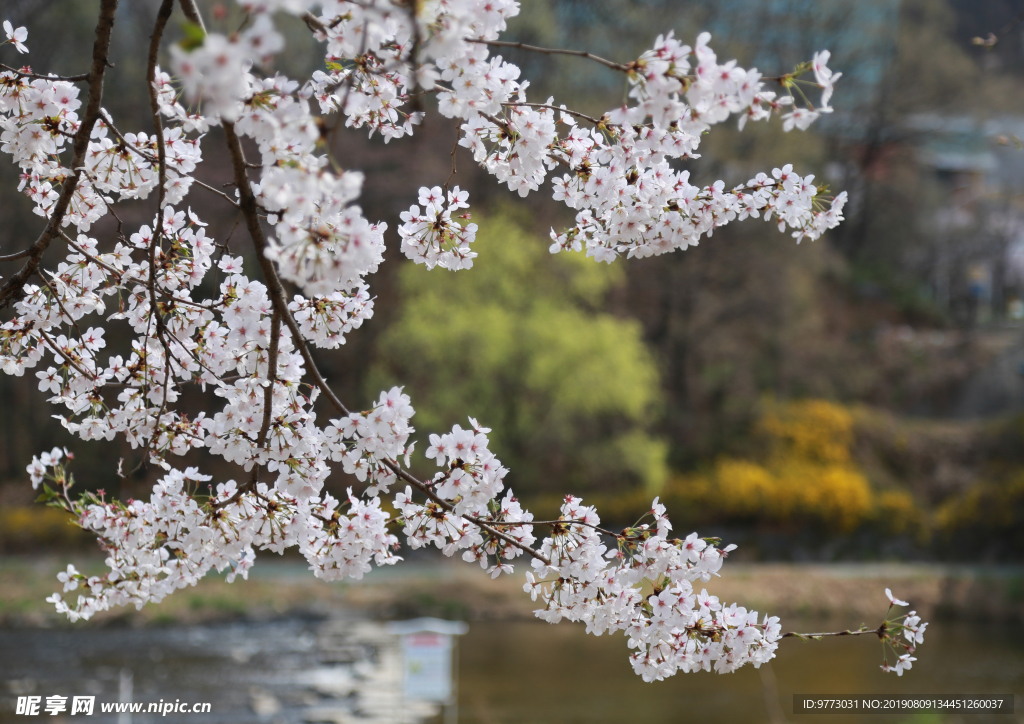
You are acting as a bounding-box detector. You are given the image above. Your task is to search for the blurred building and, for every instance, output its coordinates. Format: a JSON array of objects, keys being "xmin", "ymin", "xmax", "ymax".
[{"xmin": 904, "ymin": 113, "xmax": 1024, "ymax": 322}]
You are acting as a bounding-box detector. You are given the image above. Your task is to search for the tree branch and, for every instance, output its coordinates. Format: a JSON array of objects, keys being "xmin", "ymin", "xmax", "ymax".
[
  {"xmin": 248, "ymin": 307, "xmax": 281, "ymax": 486},
  {"xmin": 221, "ymin": 120, "xmax": 551, "ymax": 566},
  {"xmin": 177, "ymin": 0, "xmax": 206, "ymax": 34},
  {"xmin": 0, "ymin": 0, "xmax": 119, "ymax": 310},
  {"xmin": 0, "ymin": 248, "xmax": 32, "ymax": 262},
  {"xmin": 468, "ymin": 38, "xmax": 633, "ymax": 73},
  {"xmin": 222, "ymin": 122, "xmax": 352, "ymax": 416},
  {"xmin": 132, "ymin": 0, "xmax": 178, "ymax": 475},
  {"xmin": 781, "ymin": 625, "xmax": 883, "ymax": 640},
  {"xmin": 0, "ymin": 63, "xmax": 89, "ymax": 82}
]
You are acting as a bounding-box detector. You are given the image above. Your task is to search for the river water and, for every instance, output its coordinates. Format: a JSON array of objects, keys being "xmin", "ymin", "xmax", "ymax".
[{"xmin": 0, "ymin": 613, "xmax": 1020, "ymax": 724}]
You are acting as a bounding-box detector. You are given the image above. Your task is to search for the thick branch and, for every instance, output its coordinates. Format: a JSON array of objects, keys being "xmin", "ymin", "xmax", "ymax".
[
  {"xmin": 221, "ymin": 121, "xmax": 550, "ymax": 566},
  {"xmin": 177, "ymin": 0, "xmax": 206, "ymax": 34},
  {"xmin": 0, "ymin": 0, "xmax": 119, "ymax": 309},
  {"xmin": 249, "ymin": 307, "xmax": 281, "ymax": 485},
  {"xmin": 222, "ymin": 122, "xmax": 352, "ymax": 417}
]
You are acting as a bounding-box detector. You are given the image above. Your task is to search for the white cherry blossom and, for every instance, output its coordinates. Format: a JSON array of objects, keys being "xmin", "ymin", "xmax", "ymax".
[{"xmin": 0, "ymin": 1, "xmax": 924, "ymax": 683}]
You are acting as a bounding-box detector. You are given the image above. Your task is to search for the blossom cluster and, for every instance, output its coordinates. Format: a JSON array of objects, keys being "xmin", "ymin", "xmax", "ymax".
[
  {"xmin": 0, "ymin": 0, "xmax": 922, "ymax": 682},
  {"xmin": 394, "ymin": 418, "xmax": 534, "ymax": 577},
  {"xmin": 35, "ymin": 463, "xmax": 398, "ymax": 621},
  {"xmin": 324, "ymin": 387, "xmax": 417, "ymax": 496},
  {"xmin": 399, "ymin": 186, "xmax": 478, "ymax": 270},
  {"xmin": 1, "ymin": 65, "xmax": 202, "ymax": 237},
  {"xmin": 879, "ymin": 588, "xmax": 928, "ymax": 676},
  {"xmin": 521, "ymin": 496, "xmax": 781, "ymax": 680}
]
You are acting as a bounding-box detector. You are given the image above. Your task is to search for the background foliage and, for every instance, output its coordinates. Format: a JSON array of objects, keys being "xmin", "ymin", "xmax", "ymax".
[{"xmin": 3, "ymin": 0, "xmax": 1024, "ymax": 560}]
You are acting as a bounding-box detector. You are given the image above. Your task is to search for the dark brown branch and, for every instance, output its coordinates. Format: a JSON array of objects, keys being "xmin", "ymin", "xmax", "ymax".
[
  {"xmin": 131, "ymin": 0, "xmax": 177, "ymax": 474},
  {"xmin": 502, "ymin": 101, "xmax": 603, "ymax": 125},
  {"xmin": 0, "ymin": 248, "xmax": 32, "ymax": 262},
  {"xmin": 223, "ymin": 122, "xmax": 353, "ymax": 417},
  {"xmin": 0, "ymin": 0, "xmax": 119, "ymax": 310},
  {"xmin": 177, "ymin": 0, "xmax": 206, "ymax": 34},
  {"xmin": 469, "ymin": 38, "xmax": 632, "ymax": 72},
  {"xmin": 248, "ymin": 307, "xmax": 281, "ymax": 486},
  {"xmin": 0, "ymin": 63, "xmax": 89, "ymax": 82},
  {"xmin": 221, "ymin": 121, "xmax": 551, "ymax": 566},
  {"xmin": 781, "ymin": 625, "xmax": 883, "ymax": 639}
]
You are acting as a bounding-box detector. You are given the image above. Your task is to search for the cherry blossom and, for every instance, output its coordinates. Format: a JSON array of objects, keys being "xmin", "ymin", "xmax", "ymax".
[
  {"xmin": 3, "ymin": 20, "xmax": 27, "ymax": 54},
  {"xmin": 399, "ymin": 186, "xmax": 478, "ymax": 270},
  {"xmin": 0, "ymin": 0, "xmax": 925, "ymax": 682}
]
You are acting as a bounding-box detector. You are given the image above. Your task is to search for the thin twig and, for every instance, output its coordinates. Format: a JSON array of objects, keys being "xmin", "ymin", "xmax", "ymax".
[
  {"xmin": 502, "ymin": 101, "xmax": 603, "ymax": 125},
  {"xmin": 58, "ymin": 231, "xmax": 217, "ymax": 313},
  {"xmin": 781, "ymin": 626, "xmax": 883, "ymax": 639},
  {"xmin": 99, "ymin": 116, "xmax": 239, "ymax": 209},
  {"xmin": 36, "ymin": 272, "xmax": 89, "ymax": 347},
  {"xmin": 247, "ymin": 307, "xmax": 281, "ymax": 486},
  {"xmin": 468, "ymin": 38, "xmax": 633, "ymax": 72},
  {"xmin": 133, "ymin": 0, "xmax": 177, "ymax": 473},
  {"xmin": 973, "ymin": 6, "xmax": 1024, "ymax": 48},
  {"xmin": 38, "ymin": 327, "xmax": 98, "ymax": 382},
  {"xmin": 192, "ymin": 178, "xmax": 240, "ymax": 207},
  {"xmin": 478, "ymin": 516, "xmax": 617, "ymax": 537},
  {"xmin": 442, "ymin": 123, "xmax": 460, "ymax": 196},
  {"xmin": 0, "ymin": 63, "xmax": 89, "ymax": 81}
]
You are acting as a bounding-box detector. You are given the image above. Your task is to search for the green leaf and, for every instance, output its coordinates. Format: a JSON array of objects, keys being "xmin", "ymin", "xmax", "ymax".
[
  {"xmin": 34, "ymin": 483, "xmax": 58, "ymax": 503},
  {"xmin": 178, "ymin": 20, "xmax": 206, "ymax": 51}
]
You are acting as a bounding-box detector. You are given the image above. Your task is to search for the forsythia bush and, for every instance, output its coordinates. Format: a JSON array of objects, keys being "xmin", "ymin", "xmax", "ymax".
[
  {"xmin": 935, "ymin": 472, "xmax": 1024, "ymax": 553},
  {"xmin": 682, "ymin": 400, "xmax": 872, "ymax": 530},
  {"xmin": 0, "ymin": 506, "xmax": 89, "ymax": 552}
]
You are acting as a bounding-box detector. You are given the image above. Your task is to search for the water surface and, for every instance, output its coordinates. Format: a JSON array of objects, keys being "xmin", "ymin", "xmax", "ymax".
[{"xmin": 1, "ymin": 613, "xmax": 1021, "ymax": 723}]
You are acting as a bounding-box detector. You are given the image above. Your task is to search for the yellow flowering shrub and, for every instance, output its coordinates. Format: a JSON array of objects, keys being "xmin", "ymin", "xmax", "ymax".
[
  {"xmin": 534, "ymin": 399, "xmax": 930, "ymax": 539},
  {"xmin": 663, "ymin": 400, "xmax": 881, "ymax": 531},
  {"xmin": 712, "ymin": 458, "xmax": 872, "ymax": 531},
  {"xmin": 874, "ymin": 490, "xmax": 924, "ymax": 536},
  {"xmin": 759, "ymin": 399, "xmax": 854, "ymax": 465},
  {"xmin": 935, "ymin": 473, "xmax": 1024, "ymax": 533},
  {"xmin": 0, "ymin": 506, "xmax": 90, "ymax": 552}
]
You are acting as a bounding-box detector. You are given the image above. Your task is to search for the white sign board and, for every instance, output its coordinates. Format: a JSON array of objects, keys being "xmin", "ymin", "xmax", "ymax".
[
  {"xmin": 401, "ymin": 632, "xmax": 453, "ymax": 702},
  {"xmin": 387, "ymin": 618, "xmax": 468, "ymax": 705}
]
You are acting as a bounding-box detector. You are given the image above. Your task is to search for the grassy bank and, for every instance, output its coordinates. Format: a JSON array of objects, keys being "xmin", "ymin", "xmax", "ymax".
[{"xmin": 2, "ymin": 554, "xmax": 1022, "ymax": 629}]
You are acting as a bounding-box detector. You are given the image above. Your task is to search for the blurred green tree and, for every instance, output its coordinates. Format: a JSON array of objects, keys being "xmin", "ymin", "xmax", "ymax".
[{"xmin": 370, "ymin": 206, "xmax": 666, "ymax": 495}]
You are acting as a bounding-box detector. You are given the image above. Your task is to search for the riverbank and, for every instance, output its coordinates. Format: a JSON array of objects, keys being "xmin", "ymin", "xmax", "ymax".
[{"xmin": 2, "ymin": 554, "xmax": 1022, "ymax": 628}]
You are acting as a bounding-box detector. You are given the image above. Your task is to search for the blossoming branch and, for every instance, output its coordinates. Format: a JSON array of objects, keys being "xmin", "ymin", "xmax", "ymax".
[{"xmin": 0, "ymin": 0, "xmax": 921, "ymax": 682}]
